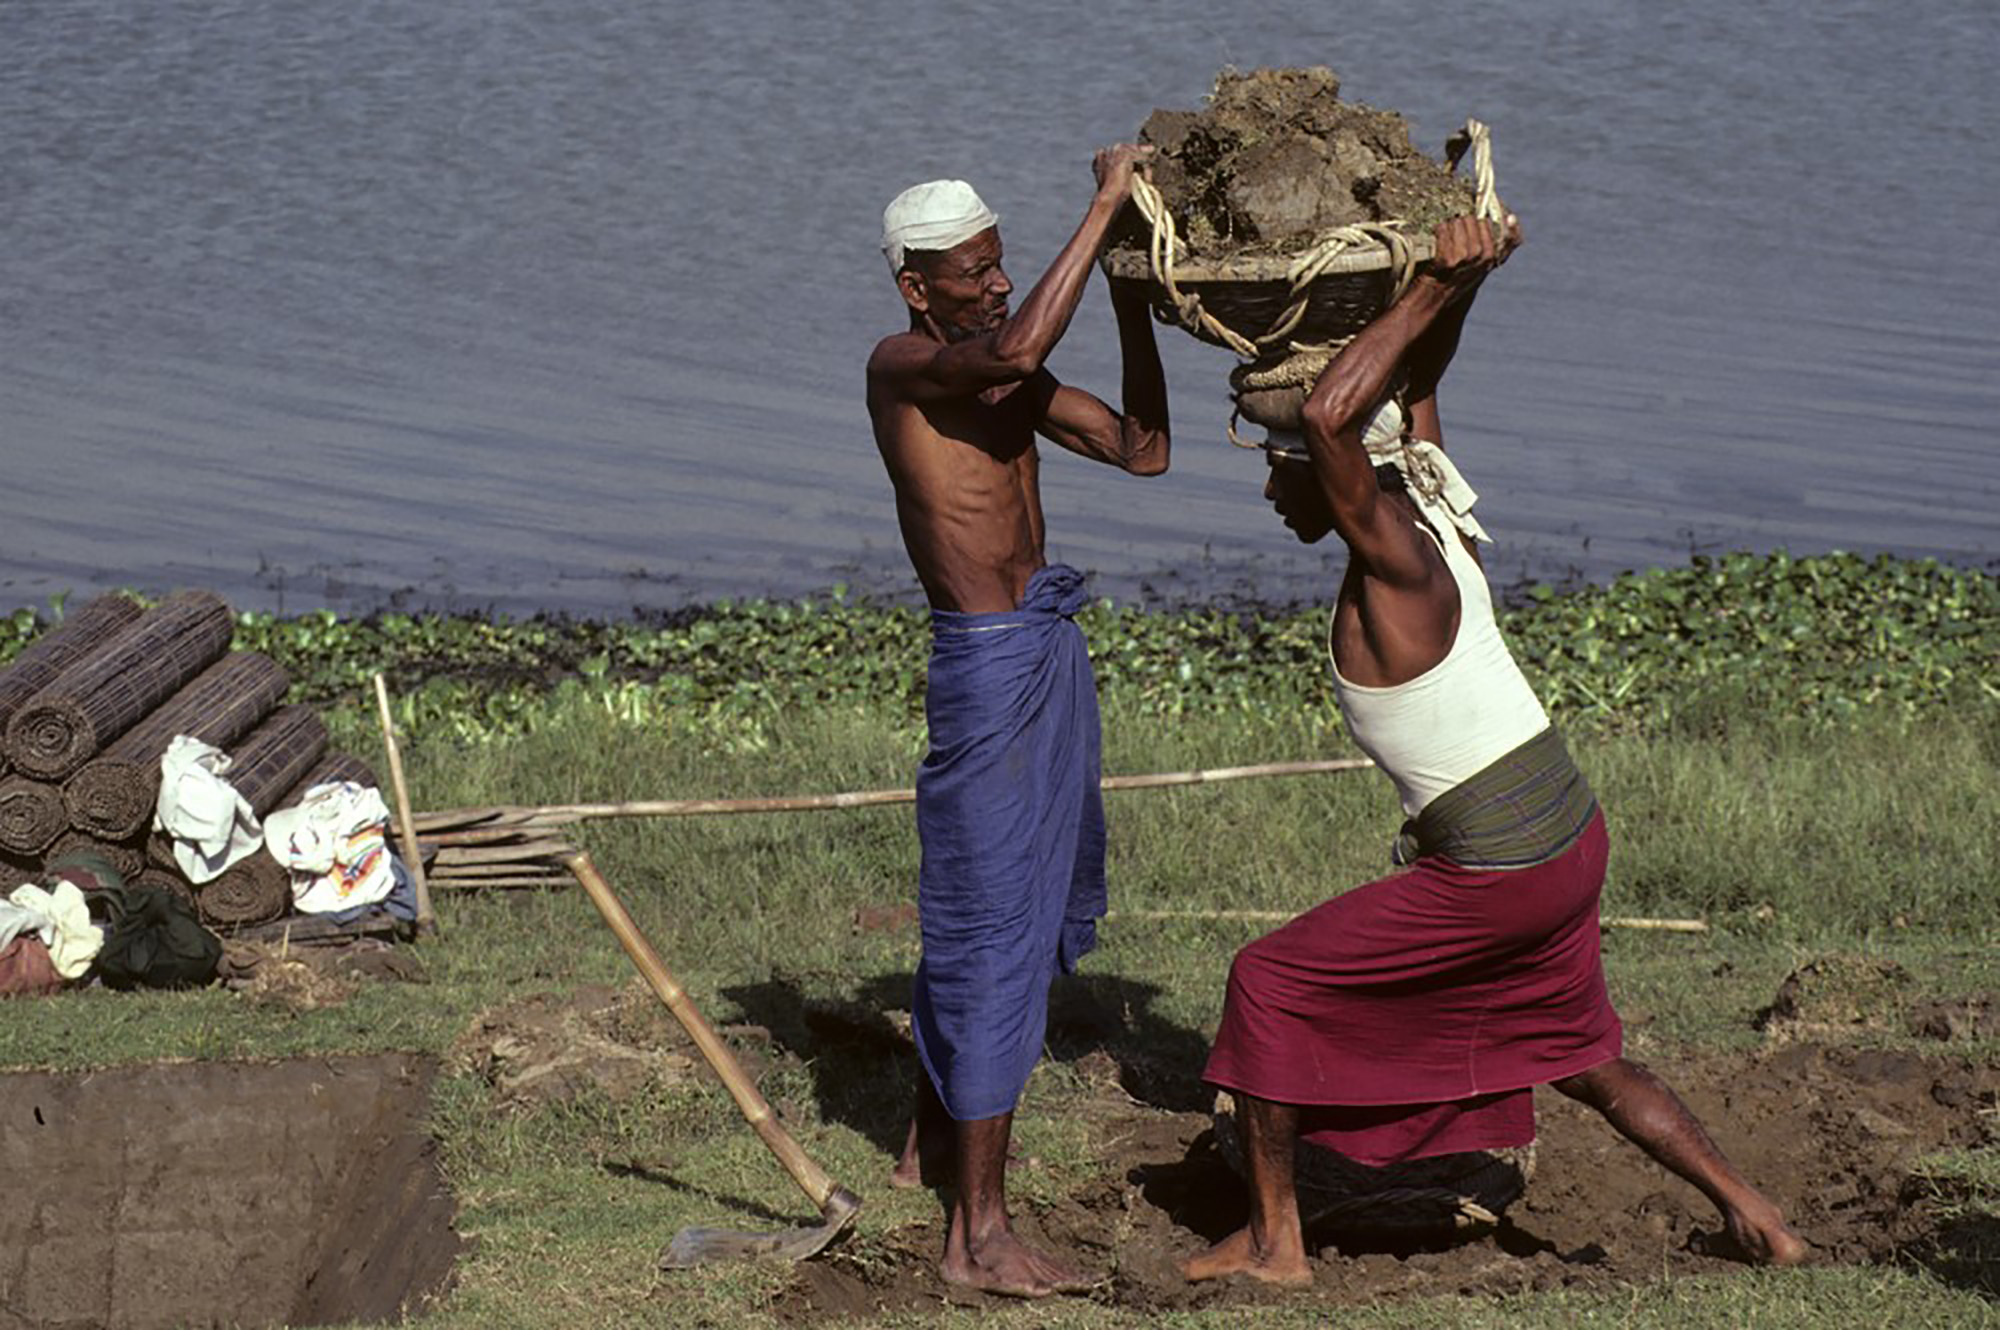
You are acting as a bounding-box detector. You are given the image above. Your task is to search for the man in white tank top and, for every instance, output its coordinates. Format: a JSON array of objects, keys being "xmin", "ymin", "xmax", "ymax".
[{"xmin": 1183, "ymin": 217, "xmax": 1807, "ymax": 1284}]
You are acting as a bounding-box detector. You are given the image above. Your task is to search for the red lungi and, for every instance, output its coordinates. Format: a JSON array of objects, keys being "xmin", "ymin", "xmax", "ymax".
[{"xmin": 1202, "ymin": 811, "xmax": 1620, "ymax": 1166}]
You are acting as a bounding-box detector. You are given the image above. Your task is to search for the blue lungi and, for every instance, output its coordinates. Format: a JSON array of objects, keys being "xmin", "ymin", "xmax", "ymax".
[{"xmin": 910, "ymin": 563, "xmax": 1107, "ymax": 1122}]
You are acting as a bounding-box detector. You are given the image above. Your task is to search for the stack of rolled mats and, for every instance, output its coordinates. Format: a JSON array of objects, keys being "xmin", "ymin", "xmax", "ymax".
[{"xmin": 0, "ymin": 590, "xmax": 379, "ymax": 933}]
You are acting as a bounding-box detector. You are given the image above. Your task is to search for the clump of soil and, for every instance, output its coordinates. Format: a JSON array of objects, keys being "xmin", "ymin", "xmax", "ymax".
[
  {"xmin": 1907, "ymin": 993, "xmax": 2000, "ymax": 1044},
  {"xmin": 1755, "ymin": 954, "xmax": 1914, "ymax": 1041},
  {"xmin": 1118, "ymin": 67, "xmax": 1477, "ymax": 259},
  {"xmin": 220, "ymin": 937, "xmax": 427, "ymax": 1012},
  {"xmin": 450, "ymin": 982, "xmax": 701, "ymax": 1109}
]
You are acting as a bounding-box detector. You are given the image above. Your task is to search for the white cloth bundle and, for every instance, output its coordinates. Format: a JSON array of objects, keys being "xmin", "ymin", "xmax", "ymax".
[
  {"xmin": 1356, "ymin": 399, "xmax": 1491, "ymax": 547},
  {"xmin": 154, "ymin": 735, "xmax": 264, "ymax": 885},
  {"xmin": 263, "ymin": 780, "xmax": 397, "ymax": 915},
  {"xmin": 5, "ymin": 881, "xmax": 103, "ymax": 979},
  {"xmin": 1266, "ymin": 399, "xmax": 1492, "ymax": 547}
]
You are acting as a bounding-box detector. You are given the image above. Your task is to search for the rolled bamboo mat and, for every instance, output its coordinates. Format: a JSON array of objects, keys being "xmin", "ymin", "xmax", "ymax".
[
  {"xmin": 6, "ymin": 591, "xmax": 235, "ymax": 780},
  {"xmin": 0, "ymin": 595, "xmax": 147, "ymax": 774},
  {"xmin": 63, "ymin": 651, "xmax": 290, "ymax": 840},
  {"xmin": 0, "ymin": 777, "xmax": 68, "ymax": 856},
  {"xmin": 0, "ymin": 849, "xmax": 39, "ymax": 887},
  {"xmin": 46, "ymin": 829, "xmax": 147, "ymax": 885},
  {"xmin": 288, "ymin": 751, "xmax": 380, "ymax": 796},
  {"xmin": 196, "ymin": 850, "xmax": 289, "ymax": 928},
  {"xmin": 225, "ymin": 704, "xmax": 328, "ymax": 815},
  {"xmin": 134, "ymin": 866, "xmax": 197, "ymax": 908}
]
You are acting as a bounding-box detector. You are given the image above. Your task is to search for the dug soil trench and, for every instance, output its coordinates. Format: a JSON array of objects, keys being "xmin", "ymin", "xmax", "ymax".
[
  {"xmin": 0, "ymin": 1053, "xmax": 461, "ymax": 1330},
  {"xmin": 772, "ymin": 1038, "xmax": 1998, "ymax": 1319}
]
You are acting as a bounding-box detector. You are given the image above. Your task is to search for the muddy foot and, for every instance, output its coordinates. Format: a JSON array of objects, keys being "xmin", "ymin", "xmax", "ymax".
[
  {"xmin": 1724, "ymin": 1201, "xmax": 1812, "ymax": 1267},
  {"xmin": 1180, "ymin": 1225, "xmax": 1312, "ymax": 1286},
  {"xmin": 942, "ymin": 1229, "xmax": 1094, "ymax": 1299}
]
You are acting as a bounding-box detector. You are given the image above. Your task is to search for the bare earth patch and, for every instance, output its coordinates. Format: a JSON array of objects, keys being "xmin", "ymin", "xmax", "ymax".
[
  {"xmin": 771, "ymin": 1040, "xmax": 1997, "ymax": 1318},
  {"xmin": 0, "ymin": 1054, "xmax": 461, "ymax": 1330}
]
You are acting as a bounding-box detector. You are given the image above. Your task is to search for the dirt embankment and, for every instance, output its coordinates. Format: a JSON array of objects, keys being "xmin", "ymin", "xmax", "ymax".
[{"xmin": 0, "ymin": 1055, "xmax": 461, "ymax": 1330}]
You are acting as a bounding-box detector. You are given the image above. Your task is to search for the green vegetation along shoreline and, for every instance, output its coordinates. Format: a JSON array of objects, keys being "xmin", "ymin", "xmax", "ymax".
[{"xmin": 7, "ymin": 549, "xmax": 1991, "ymax": 753}]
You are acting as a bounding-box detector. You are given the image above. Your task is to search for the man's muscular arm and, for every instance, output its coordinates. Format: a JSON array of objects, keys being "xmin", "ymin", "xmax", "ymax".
[
  {"xmin": 868, "ymin": 145, "xmax": 1152, "ymax": 404},
  {"xmin": 1299, "ymin": 216, "xmax": 1513, "ymax": 581},
  {"xmin": 1030, "ymin": 282, "xmax": 1172, "ymax": 476},
  {"xmin": 1403, "ymin": 213, "xmax": 1523, "ymax": 449}
]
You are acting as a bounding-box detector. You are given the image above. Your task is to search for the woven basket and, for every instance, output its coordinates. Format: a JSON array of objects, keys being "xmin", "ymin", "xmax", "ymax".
[
  {"xmin": 1101, "ymin": 237, "xmax": 1434, "ymax": 353},
  {"xmin": 6, "ymin": 591, "xmax": 235, "ymax": 780},
  {"xmin": 1211, "ymin": 1090, "xmax": 1533, "ymax": 1234}
]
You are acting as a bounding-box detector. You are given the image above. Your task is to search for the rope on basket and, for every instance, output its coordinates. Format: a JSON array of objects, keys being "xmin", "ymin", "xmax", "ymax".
[{"xmin": 1128, "ymin": 120, "xmax": 1508, "ymax": 453}]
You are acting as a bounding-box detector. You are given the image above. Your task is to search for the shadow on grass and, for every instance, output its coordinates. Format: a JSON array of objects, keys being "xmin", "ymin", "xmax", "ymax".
[
  {"xmin": 1124, "ymin": 1125, "xmax": 1602, "ymax": 1264},
  {"xmin": 602, "ymin": 1160, "xmax": 801, "ymax": 1227},
  {"xmin": 1899, "ymin": 1211, "xmax": 2000, "ymax": 1301},
  {"xmin": 719, "ymin": 968, "xmax": 1215, "ymax": 1160}
]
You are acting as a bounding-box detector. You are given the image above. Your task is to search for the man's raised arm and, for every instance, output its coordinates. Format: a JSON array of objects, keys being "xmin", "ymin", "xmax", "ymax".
[
  {"xmin": 869, "ymin": 145, "xmax": 1154, "ymax": 404},
  {"xmin": 1032, "ymin": 280, "xmax": 1172, "ymax": 475},
  {"xmin": 1298, "ymin": 216, "xmax": 1515, "ymax": 561}
]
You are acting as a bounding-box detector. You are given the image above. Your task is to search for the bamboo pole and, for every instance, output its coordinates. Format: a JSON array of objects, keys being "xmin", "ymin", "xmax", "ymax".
[
  {"xmin": 567, "ymin": 852, "xmax": 851, "ymax": 1213},
  {"xmin": 1100, "ymin": 758, "xmax": 1374, "ymax": 792},
  {"xmin": 431, "ymin": 875, "xmax": 575, "ymax": 890},
  {"xmin": 1600, "ymin": 916, "xmax": 1709, "ymax": 933},
  {"xmin": 431, "ymin": 839, "xmax": 576, "ymax": 867},
  {"xmin": 373, "ymin": 674, "xmax": 437, "ymax": 933},
  {"xmin": 407, "ymin": 806, "xmax": 545, "ymax": 834},
  {"xmin": 415, "ymin": 757, "xmax": 1377, "ymax": 829},
  {"xmin": 416, "ymin": 824, "xmax": 571, "ymax": 848},
  {"xmin": 427, "ymin": 861, "xmax": 579, "ymax": 879}
]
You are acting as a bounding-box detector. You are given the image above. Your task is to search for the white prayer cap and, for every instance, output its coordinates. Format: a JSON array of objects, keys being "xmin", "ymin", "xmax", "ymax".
[{"xmin": 881, "ymin": 180, "xmax": 999, "ymax": 274}]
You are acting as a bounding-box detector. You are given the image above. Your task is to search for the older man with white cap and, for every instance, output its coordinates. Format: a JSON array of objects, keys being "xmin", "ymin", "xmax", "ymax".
[{"xmin": 866, "ymin": 143, "xmax": 1169, "ymax": 1299}]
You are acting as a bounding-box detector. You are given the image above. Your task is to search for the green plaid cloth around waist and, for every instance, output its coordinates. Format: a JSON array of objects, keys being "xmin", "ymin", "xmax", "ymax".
[{"xmin": 1392, "ymin": 727, "xmax": 1599, "ymax": 871}]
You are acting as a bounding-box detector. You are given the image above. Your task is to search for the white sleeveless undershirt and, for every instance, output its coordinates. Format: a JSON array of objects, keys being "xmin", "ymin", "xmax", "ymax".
[{"xmin": 1330, "ymin": 522, "xmax": 1550, "ymax": 818}]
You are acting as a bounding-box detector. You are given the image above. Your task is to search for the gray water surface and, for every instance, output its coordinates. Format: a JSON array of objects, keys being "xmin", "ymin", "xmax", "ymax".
[{"xmin": 3, "ymin": 0, "xmax": 1995, "ymax": 613}]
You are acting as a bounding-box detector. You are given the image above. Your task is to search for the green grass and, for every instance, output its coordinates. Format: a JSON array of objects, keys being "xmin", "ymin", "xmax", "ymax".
[{"xmin": 1, "ymin": 562, "xmax": 1995, "ymax": 1327}]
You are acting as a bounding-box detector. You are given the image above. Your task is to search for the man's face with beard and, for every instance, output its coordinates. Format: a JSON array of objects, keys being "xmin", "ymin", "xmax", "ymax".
[{"xmin": 901, "ymin": 227, "xmax": 1012, "ymax": 342}]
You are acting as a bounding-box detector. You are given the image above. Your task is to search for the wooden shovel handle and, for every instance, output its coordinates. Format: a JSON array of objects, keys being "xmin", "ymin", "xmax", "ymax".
[{"xmin": 566, "ymin": 851, "xmax": 840, "ymax": 1210}]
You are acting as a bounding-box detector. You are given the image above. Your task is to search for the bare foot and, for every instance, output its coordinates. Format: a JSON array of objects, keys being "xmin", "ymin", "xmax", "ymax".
[
  {"xmin": 888, "ymin": 1140, "xmax": 944, "ymax": 1190},
  {"xmin": 942, "ymin": 1228, "xmax": 1094, "ymax": 1298},
  {"xmin": 889, "ymin": 1108, "xmax": 954, "ymax": 1189},
  {"xmin": 1724, "ymin": 1199, "xmax": 1811, "ymax": 1267},
  {"xmin": 1180, "ymin": 1225, "xmax": 1313, "ymax": 1286}
]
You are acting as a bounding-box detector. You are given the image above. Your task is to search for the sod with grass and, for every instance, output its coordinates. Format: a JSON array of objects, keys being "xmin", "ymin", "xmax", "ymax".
[{"xmin": 2, "ymin": 551, "xmax": 1994, "ymax": 1328}]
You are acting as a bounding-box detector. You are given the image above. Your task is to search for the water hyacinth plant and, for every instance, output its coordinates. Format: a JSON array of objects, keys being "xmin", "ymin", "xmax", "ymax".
[{"xmin": 4, "ymin": 550, "xmax": 1990, "ymax": 750}]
